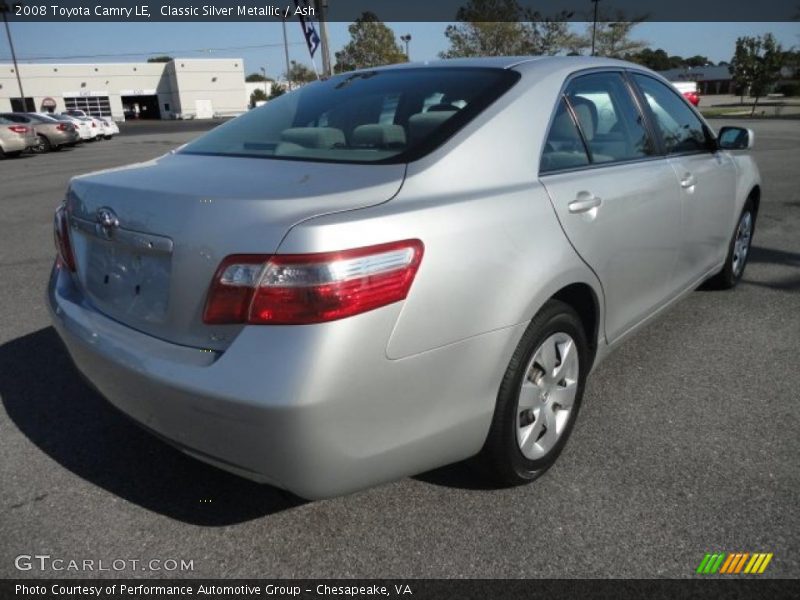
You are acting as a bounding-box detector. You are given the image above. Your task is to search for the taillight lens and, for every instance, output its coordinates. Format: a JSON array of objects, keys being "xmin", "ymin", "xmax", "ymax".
[
  {"xmin": 8, "ymin": 125, "xmax": 27, "ymax": 134},
  {"xmin": 203, "ymin": 240, "xmax": 424, "ymax": 325},
  {"xmin": 53, "ymin": 205, "xmax": 76, "ymax": 272},
  {"xmin": 56, "ymin": 123, "xmax": 68, "ymax": 131}
]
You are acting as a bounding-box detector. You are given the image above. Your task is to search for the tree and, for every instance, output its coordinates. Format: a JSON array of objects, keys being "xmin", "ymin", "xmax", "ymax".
[
  {"xmin": 285, "ymin": 60, "xmax": 317, "ymax": 85},
  {"xmin": 250, "ymin": 89, "xmax": 267, "ymax": 107},
  {"xmin": 245, "ymin": 72, "xmax": 272, "ymax": 82},
  {"xmin": 440, "ymin": 0, "xmax": 530, "ymax": 57},
  {"xmin": 334, "ymin": 12, "xmax": 407, "ymax": 73},
  {"xmin": 147, "ymin": 56, "xmax": 173, "ymax": 63},
  {"xmin": 684, "ymin": 55, "xmax": 712, "ymax": 67},
  {"xmin": 587, "ymin": 10, "xmax": 647, "ymax": 59},
  {"xmin": 729, "ymin": 33, "xmax": 784, "ymax": 115},
  {"xmin": 522, "ymin": 10, "xmax": 587, "ymax": 56},
  {"xmin": 268, "ymin": 83, "xmax": 287, "ymax": 100},
  {"xmin": 439, "ymin": 0, "xmax": 583, "ymax": 58},
  {"xmin": 625, "ymin": 48, "xmax": 674, "ymax": 71}
]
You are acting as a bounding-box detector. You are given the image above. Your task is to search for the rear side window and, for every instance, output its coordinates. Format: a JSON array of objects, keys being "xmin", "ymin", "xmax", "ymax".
[
  {"xmin": 541, "ymin": 72, "xmax": 655, "ymax": 173},
  {"xmin": 541, "ymin": 99, "xmax": 590, "ymax": 172},
  {"xmin": 631, "ymin": 73, "xmax": 709, "ymax": 155},
  {"xmin": 181, "ymin": 67, "xmax": 519, "ymax": 164},
  {"xmin": 565, "ymin": 72, "xmax": 655, "ymax": 164}
]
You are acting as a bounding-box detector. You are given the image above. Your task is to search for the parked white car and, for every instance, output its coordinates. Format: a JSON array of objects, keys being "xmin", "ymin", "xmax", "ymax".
[
  {"xmin": 97, "ymin": 117, "xmax": 120, "ymax": 139},
  {"xmin": 56, "ymin": 115, "xmax": 92, "ymax": 141}
]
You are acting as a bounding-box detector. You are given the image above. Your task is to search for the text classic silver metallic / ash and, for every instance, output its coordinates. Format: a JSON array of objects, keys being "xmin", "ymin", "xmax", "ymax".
[{"xmin": 49, "ymin": 57, "xmax": 761, "ymax": 499}]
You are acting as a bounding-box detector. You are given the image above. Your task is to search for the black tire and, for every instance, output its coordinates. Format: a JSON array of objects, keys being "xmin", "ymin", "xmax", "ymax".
[
  {"xmin": 482, "ymin": 299, "xmax": 590, "ymax": 485},
  {"xmin": 5, "ymin": 151, "xmax": 22, "ymax": 158},
  {"xmin": 34, "ymin": 134, "xmax": 51, "ymax": 153},
  {"xmin": 706, "ymin": 198, "xmax": 756, "ymax": 290}
]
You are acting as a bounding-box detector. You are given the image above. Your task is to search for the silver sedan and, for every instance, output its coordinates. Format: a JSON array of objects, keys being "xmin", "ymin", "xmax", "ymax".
[{"xmin": 48, "ymin": 57, "xmax": 760, "ymax": 499}]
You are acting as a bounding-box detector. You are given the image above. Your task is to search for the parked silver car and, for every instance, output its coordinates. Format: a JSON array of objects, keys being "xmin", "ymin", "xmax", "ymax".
[
  {"xmin": 48, "ymin": 57, "xmax": 761, "ymax": 499},
  {"xmin": 0, "ymin": 112, "xmax": 79, "ymax": 152},
  {"xmin": 0, "ymin": 115, "xmax": 36, "ymax": 156}
]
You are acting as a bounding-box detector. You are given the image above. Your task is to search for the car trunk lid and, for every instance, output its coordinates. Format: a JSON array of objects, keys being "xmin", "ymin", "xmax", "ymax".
[{"xmin": 66, "ymin": 152, "xmax": 406, "ymax": 350}]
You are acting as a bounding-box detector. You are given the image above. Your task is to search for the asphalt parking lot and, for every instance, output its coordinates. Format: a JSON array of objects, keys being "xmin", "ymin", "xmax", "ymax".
[{"xmin": 0, "ymin": 119, "xmax": 798, "ymax": 579}]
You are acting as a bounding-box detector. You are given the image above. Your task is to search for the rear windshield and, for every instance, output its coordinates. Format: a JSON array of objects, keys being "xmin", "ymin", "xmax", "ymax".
[{"xmin": 180, "ymin": 67, "xmax": 519, "ymax": 164}]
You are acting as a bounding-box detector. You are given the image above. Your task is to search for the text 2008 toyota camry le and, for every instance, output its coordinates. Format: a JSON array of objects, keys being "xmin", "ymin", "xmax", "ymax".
[{"xmin": 49, "ymin": 57, "xmax": 761, "ymax": 499}]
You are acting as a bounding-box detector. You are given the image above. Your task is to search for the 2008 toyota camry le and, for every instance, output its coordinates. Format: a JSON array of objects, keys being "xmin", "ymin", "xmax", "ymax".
[{"xmin": 48, "ymin": 57, "xmax": 760, "ymax": 499}]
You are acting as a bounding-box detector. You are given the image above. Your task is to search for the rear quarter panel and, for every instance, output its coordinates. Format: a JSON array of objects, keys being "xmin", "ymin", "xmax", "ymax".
[{"xmin": 278, "ymin": 64, "xmax": 604, "ymax": 360}]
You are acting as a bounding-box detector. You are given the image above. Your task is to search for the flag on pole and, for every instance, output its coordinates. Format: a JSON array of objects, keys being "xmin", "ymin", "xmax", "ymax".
[{"xmin": 294, "ymin": 0, "xmax": 320, "ymax": 59}]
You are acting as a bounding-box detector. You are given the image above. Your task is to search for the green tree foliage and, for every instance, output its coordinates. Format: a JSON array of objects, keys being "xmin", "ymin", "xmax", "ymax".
[
  {"xmin": 268, "ymin": 83, "xmax": 287, "ymax": 100},
  {"xmin": 729, "ymin": 33, "xmax": 784, "ymax": 115},
  {"xmin": 245, "ymin": 72, "xmax": 272, "ymax": 82},
  {"xmin": 625, "ymin": 49, "xmax": 715, "ymax": 71},
  {"xmin": 334, "ymin": 12, "xmax": 407, "ymax": 73},
  {"xmin": 250, "ymin": 88, "xmax": 267, "ymax": 107},
  {"xmin": 440, "ymin": 0, "xmax": 584, "ymax": 58},
  {"xmin": 147, "ymin": 56, "xmax": 174, "ymax": 63},
  {"xmin": 286, "ymin": 60, "xmax": 317, "ymax": 85}
]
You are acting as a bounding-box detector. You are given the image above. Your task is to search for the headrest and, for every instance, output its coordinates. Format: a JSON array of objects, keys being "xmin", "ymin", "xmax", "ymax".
[
  {"xmin": 352, "ymin": 124, "xmax": 406, "ymax": 147},
  {"xmin": 549, "ymin": 104, "xmax": 578, "ymax": 140},
  {"xmin": 281, "ymin": 127, "xmax": 345, "ymax": 149},
  {"xmin": 408, "ymin": 111, "xmax": 456, "ymax": 145}
]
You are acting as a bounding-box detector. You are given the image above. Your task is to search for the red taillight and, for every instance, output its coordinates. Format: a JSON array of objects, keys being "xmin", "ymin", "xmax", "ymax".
[
  {"xmin": 91, "ymin": 122, "xmax": 96, "ymax": 128},
  {"xmin": 56, "ymin": 123, "xmax": 68, "ymax": 131},
  {"xmin": 8, "ymin": 125, "xmax": 28, "ymax": 134},
  {"xmin": 53, "ymin": 206, "xmax": 76, "ymax": 272},
  {"xmin": 203, "ymin": 240, "xmax": 424, "ymax": 325}
]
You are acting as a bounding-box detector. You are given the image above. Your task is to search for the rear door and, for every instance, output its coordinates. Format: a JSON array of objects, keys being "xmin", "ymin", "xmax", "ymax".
[
  {"xmin": 630, "ymin": 73, "xmax": 737, "ymax": 283},
  {"xmin": 540, "ymin": 70, "xmax": 682, "ymax": 343}
]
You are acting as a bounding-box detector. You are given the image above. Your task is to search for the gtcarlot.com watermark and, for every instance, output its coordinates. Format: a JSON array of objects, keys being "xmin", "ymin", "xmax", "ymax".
[{"xmin": 14, "ymin": 554, "xmax": 194, "ymax": 573}]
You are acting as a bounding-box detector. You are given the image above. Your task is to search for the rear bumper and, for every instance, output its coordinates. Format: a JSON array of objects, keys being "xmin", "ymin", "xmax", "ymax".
[
  {"xmin": 47, "ymin": 263, "xmax": 520, "ymax": 498},
  {"xmin": 2, "ymin": 136, "xmax": 26, "ymax": 153}
]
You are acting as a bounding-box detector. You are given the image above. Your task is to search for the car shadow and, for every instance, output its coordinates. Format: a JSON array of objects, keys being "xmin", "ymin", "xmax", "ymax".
[
  {"xmin": 0, "ymin": 327, "xmax": 305, "ymax": 526},
  {"xmin": 414, "ymin": 457, "xmax": 500, "ymax": 491},
  {"xmin": 744, "ymin": 245, "xmax": 800, "ymax": 292},
  {"xmin": 696, "ymin": 245, "xmax": 800, "ymax": 293}
]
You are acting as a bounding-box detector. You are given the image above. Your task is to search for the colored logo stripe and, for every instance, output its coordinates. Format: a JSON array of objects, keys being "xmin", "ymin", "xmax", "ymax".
[{"xmin": 698, "ymin": 552, "xmax": 773, "ymax": 574}]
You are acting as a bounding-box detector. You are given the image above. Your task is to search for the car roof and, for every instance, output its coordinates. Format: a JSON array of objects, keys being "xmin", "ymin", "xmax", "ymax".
[{"xmin": 363, "ymin": 55, "xmax": 645, "ymax": 75}]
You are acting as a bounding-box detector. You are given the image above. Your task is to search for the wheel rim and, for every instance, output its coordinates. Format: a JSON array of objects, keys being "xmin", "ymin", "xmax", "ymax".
[
  {"xmin": 516, "ymin": 332, "xmax": 579, "ymax": 460},
  {"xmin": 732, "ymin": 211, "xmax": 753, "ymax": 277}
]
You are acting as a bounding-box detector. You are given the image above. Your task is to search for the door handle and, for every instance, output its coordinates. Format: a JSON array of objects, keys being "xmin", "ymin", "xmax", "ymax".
[
  {"xmin": 568, "ymin": 192, "xmax": 602, "ymax": 214},
  {"xmin": 680, "ymin": 173, "xmax": 696, "ymax": 189}
]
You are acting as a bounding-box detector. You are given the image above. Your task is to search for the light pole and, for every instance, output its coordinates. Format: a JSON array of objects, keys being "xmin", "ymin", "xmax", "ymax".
[
  {"xmin": 260, "ymin": 66, "xmax": 268, "ymax": 98},
  {"xmin": 1, "ymin": 0, "xmax": 26, "ymax": 110},
  {"xmin": 590, "ymin": 0, "xmax": 601, "ymax": 57},
  {"xmin": 400, "ymin": 34, "xmax": 412, "ymax": 61}
]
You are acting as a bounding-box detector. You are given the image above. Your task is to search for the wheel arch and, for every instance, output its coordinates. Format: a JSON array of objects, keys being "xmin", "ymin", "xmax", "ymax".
[
  {"xmin": 749, "ymin": 184, "xmax": 761, "ymax": 218},
  {"xmin": 550, "ymin": 282, "xmax": 601, "ymax": 367}
]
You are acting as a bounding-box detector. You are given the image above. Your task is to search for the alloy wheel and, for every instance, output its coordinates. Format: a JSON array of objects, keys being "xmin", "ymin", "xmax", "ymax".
[{"xmin": 732, "ymin": 211, "xmax": 753, "ymax": 277}]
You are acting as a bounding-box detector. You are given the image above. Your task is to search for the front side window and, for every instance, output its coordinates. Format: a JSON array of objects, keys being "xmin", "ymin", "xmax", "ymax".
[
  {"xmin": 180, "ymin": 67, "xmax": 519, "ymax": 164},
  {"xmin": 631, "ymin": 73, "xmax": 710, "ymax": 155}
]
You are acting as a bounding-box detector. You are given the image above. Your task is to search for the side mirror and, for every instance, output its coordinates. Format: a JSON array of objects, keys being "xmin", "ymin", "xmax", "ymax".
[{"xmin": 718, "ymin": 126, "xmax": 754, "ymax": 150}]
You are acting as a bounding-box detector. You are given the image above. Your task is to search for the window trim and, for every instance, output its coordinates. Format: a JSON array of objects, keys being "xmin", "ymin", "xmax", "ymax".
[
  {"xmin": 626, "ymin": 71, "xmax": 718, "ymax": 158},
  {"xmin": 538, "ymin": 67, "xmax": 662, "ymax": 176}
]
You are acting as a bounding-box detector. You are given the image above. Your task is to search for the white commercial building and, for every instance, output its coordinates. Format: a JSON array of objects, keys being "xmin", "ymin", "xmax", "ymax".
[{"xmin": 0, "ymin": 58, "xmax": 246, "ymax": 120}]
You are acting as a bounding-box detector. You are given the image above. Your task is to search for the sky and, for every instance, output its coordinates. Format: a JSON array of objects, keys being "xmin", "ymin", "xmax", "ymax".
[{"xmin": 1, "ymin": 21, "xmax": 798, "ymax": 77}]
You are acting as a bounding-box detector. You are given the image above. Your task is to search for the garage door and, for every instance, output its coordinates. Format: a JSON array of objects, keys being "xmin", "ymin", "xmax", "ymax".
[{"xmin": 64, "ymin": 96, "xmax": 112, "ymax": 117}]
